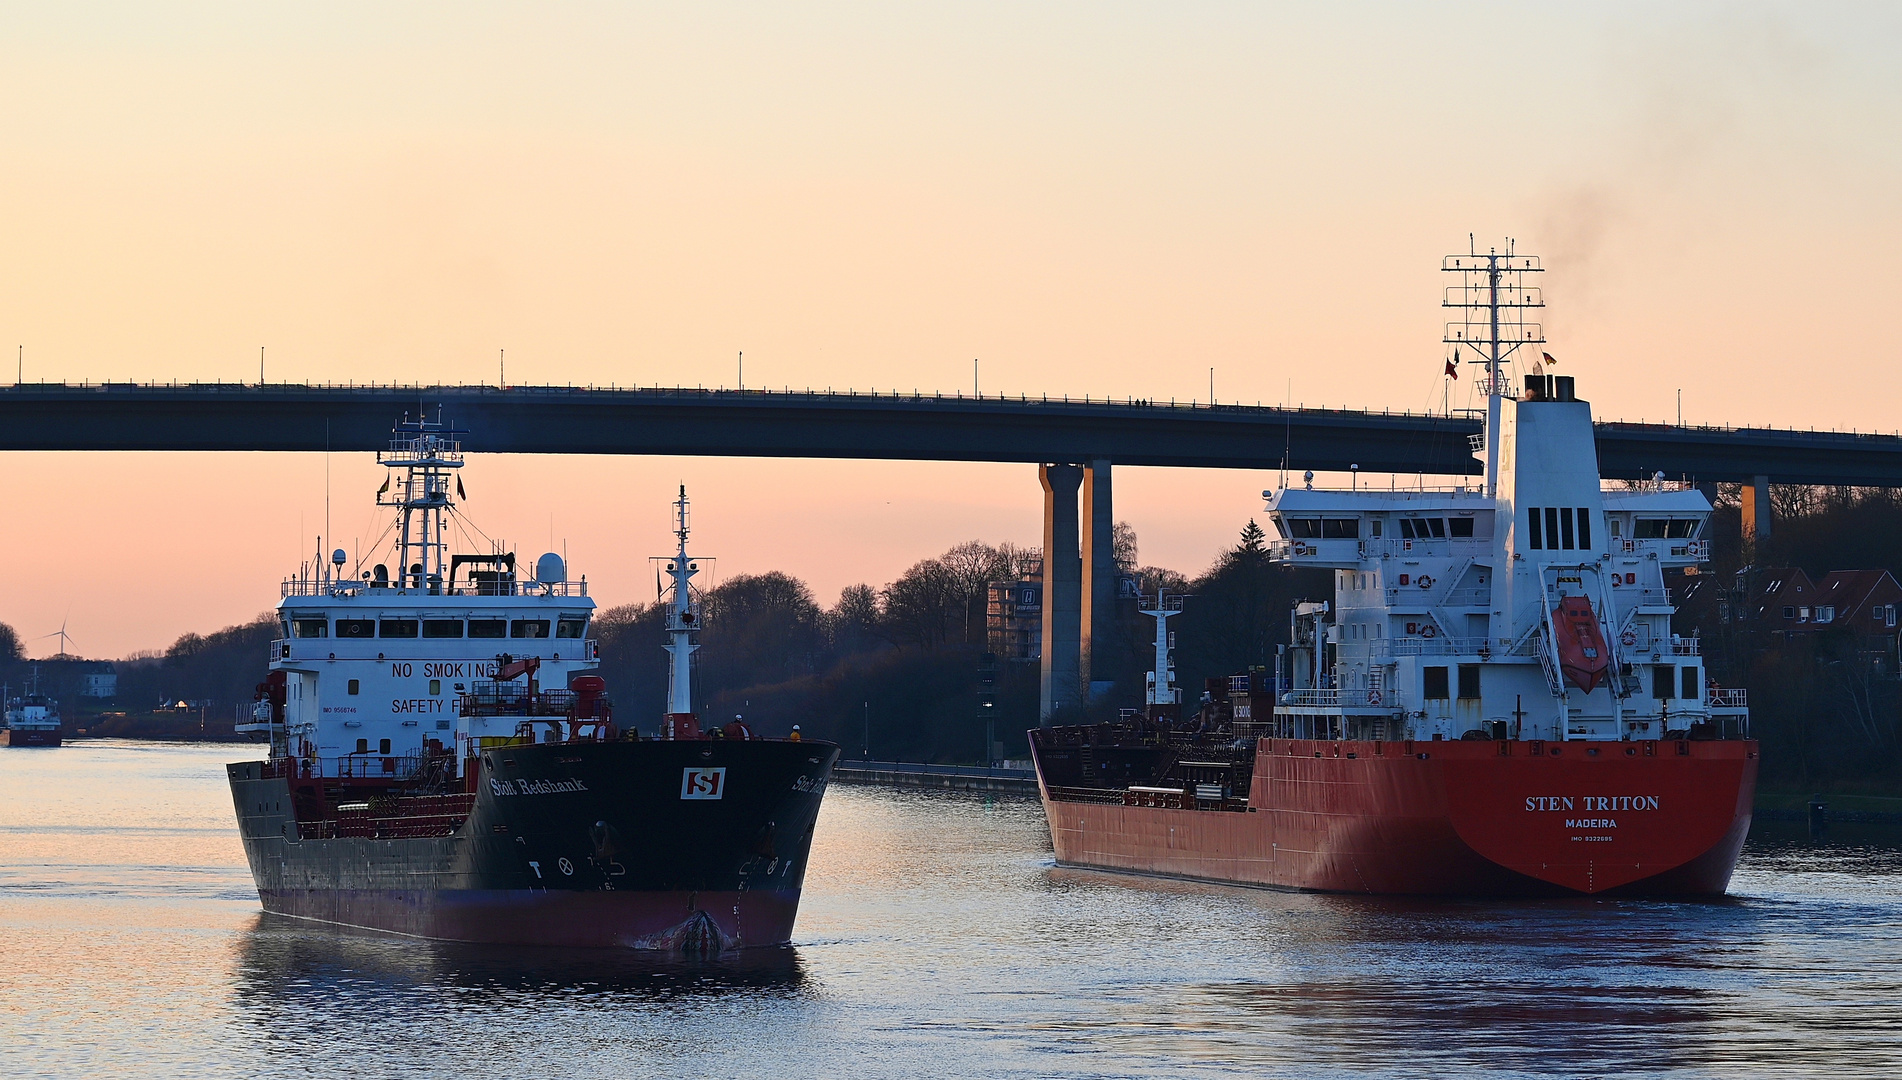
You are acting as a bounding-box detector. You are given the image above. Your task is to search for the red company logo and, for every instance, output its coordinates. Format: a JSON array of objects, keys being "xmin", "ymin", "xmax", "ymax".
[{"xmin": 681, "ymin": 767, "xmax": 727, "ymax": 800}]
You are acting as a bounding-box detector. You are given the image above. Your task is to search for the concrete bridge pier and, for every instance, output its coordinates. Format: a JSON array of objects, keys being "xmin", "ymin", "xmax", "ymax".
[
  {"xmin": 1040, "ymin": 459, "xmax": 1115, "ymax": 725},
  {"xmin": 1081, "ymin": 458, "xmax": 1116, "ymax": 701},
  {"xmin": 1742, "ymin": 474, "xmax": 1772, "ymax": 559},
  {"xmin": 1039, "ymin": 464, "xmax": 1083, "ymax": 723}
]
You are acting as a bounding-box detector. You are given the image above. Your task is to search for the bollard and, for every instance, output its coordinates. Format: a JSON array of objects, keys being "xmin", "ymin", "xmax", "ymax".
[{"xmin": 1807, "ymin": 794, "xmax": 1828, "ymax": 839}]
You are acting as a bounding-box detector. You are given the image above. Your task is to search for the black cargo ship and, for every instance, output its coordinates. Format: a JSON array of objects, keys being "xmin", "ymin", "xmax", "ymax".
[{"xmin": 227, "ymin": 424, "xmax": 836, "ymax": 949}]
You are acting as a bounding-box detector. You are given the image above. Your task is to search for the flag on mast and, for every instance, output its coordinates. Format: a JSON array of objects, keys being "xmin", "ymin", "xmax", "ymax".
[
  {"xmin": 376, "ymin": 475, "xmax": 390, "ymax": 496},
  {"xmin": 1444, "ymin": 358, "xmax": 1458, "ymax": 379},
  {"xmin": 456, "ymin": 476, "xmax": 467, "ymax": 500},
  {"xmin": 1542, "ymin": 351, "xmax": 1557, "ymax": 366}
]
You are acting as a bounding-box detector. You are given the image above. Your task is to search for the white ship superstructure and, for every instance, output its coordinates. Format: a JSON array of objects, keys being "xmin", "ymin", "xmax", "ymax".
[
  {"xmin": 1266, "ymin": 242, "xmax": 1747, "ymax": 744},
  {"xmin": 240, "ymin": 417, "xmax": 597, "ymax": 774}
]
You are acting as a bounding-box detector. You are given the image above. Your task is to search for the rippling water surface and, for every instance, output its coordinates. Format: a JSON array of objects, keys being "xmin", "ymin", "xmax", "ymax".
[{"xmin": 3, "ymin": 741, "xmax": 1900, "ymax": 1078}]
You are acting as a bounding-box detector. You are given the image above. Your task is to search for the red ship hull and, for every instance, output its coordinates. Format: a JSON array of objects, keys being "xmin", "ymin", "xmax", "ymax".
[{"xmin": 1037, "ymin": 737, "xmax": 1757, "ymax": 896}]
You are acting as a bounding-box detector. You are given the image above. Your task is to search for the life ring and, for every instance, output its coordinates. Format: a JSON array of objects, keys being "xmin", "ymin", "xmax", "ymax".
[
  {"xmin": 1620, "ymin": 629, "xmax": 1637, "ymax": 647},
  {"xmin": 1294, "ymin": 542, "xmax": 1309, "ymax": 556},
  {"xmin": 1366, "ymin": 689, "xmax": 1383, "ymax": 706},
  {"xmin": 1417, "ymin": 575, "xmax": 1434, "ymax": 589},
  {"xmin": 1420, "ymin": 624, "xmax": 1438, "ymax": 639}
]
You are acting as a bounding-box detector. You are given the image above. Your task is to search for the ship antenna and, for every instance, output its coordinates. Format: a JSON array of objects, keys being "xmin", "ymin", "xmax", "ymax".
[
  {"xmin": 660, "ymin": 484, "xmax": 703, "ymax": 732},
  {"xmin": 1443, "ymin": 237, "xmax": 1543, "ymax": 497}
]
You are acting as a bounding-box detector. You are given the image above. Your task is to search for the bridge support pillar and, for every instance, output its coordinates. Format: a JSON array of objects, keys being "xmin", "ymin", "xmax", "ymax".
[
  {"xmin": 1039, "ymin": 464, "xmax": 1084, "ymax": 725},
  {"xmin": 1742, "ymin": 474, "xmax": 1772, "ymax": 558},
  {"xmin": 1081, "ymin": 459, "xmax": 1115, "ymax": 699}
]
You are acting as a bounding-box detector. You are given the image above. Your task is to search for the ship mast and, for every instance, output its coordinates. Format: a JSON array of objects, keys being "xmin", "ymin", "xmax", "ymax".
[
  {"xmin": 662, "ymin": 485, "xmax": 701, "ymax": 718},
  {"xmin": 1443, "ymin": 238, "xmax": 1544, "ymax": 497},
  {"xmin": 1139, "ymin": 591, "xmax": 1184, "ymax": 709},
  {"xmin": 377, "ymin": 415, "xmax": 465, "ymax": 591}
]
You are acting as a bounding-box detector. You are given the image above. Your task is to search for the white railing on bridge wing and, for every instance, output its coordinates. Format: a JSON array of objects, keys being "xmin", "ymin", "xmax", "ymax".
[
  {"xmin": 1707, "ymin": 687, "xmax": 1747, "ymax": 708},
  {"xmin": 1670, "ymin": 638, "xmax": 1702, "ymax": 656},
  {"xmin": 281, "ymin": 579, "xmax": 588, "ymax": 598},
  {"xmin": 1362, "ymin": 538, "xmax": 1494, "ymax": 560}
]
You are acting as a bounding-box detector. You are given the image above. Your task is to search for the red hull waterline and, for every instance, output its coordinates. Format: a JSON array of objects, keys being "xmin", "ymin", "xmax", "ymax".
[{"xmin": 1039, "ymin": 738, "xmax": 1758, "ymax": 897}]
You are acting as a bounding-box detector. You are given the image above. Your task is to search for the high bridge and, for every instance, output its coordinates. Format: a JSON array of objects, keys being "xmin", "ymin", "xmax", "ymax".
[{"xmin": 8, "ymin": 380, "xmax": 1902, "ymax": 720}]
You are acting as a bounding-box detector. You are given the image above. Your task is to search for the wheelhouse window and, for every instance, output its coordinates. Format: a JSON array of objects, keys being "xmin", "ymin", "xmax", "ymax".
[
  {"xmin": 1449, "ymin": 517, "xmax": 1475, "ymax": 538},
  {"xmin": 1667, "ymin": 520, "xmax": 1698, "ymax": 539},
  {"xmin": 422, "ymin": 619, "xmax": 464, "ymax": 639},
  {"xmin": 335, "ymin": 619, "xmax": 375, "ymax": 638},
  {"xmin": 1400, "ymin": 518, "xmax": 1446, "ymax": 540},
  {"xmin": 467, "ymin": 619, "xmax": 507, "ymax": 639},
  {"xmin": 1321, "ymin": 518, "xmax": 1360, "ymax": 539},
  {"xmin": 1286, "ymin": 518, "xmax": 1322, "ymax": 539},
  {"xmin": 1634, "ymin": 519, "xmax": 1669, "ymax": 539},
  {"xmin": 511, "ymin": 619, "xmax": 551, "ymax": 639},
  {"xmin": 291, "ymin": 617, "xmax": 328, "ymax": 638},
  {"xmin": 555, "ymin": 617, "xmax": 588, "ymax": 639},
  {"xmin": 379, "ymin": 619, "xmax": 420, "ymax": 638}
]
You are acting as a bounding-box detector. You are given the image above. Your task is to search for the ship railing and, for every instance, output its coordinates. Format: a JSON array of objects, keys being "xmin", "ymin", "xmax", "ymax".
[
  {"xmin": 276, "ymin": 754, "xmax": 430, "ymax": 781},
  {"xmin": 281, "ymin": 578, "xmax": 589, "ymax": 598},
  {"xmin": 1044, "ymin": 784, "xmax": 1134, "ymax": 805},
  {"xmin": 1670, "ymin": 638, "xmax": 1702, "ymax": 656},
  {"xmin": 1707, "ymin": 687, "xmax": 1748, "ymax": 708},
  {"xmin": 1278, "ymin": 688, "xmax": 1402, "ymax": 712},
  {"xmin": 1389, "ymin": 586, "xmax": 1491, "ymax": 607},
  {"xmin": 1385, "ymin": 636, "xmax": 1494, "ymax": 656},
  {"xmin": 1361, "ymin": 538, "xmax": 1494, "ymax": 560},
  {"xmin": 1610, "ymin": 583, "xmax": 1672, "ymax": 607}
]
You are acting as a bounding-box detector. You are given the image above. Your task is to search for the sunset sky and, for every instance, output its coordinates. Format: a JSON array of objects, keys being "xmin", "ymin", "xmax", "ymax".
[{"xmin": 3, "ymin": 3, "xmax": 1899, "ymax": 657}]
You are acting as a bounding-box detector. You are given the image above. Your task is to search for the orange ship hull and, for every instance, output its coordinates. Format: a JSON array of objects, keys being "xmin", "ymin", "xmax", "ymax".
[{"xmin": 1037, "ymin": 737, "xmax": 1758, "ymax": 896}]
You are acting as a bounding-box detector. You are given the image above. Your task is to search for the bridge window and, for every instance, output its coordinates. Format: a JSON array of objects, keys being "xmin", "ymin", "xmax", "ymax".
[
  {"xmin": 1286, "ymin": 518, "xmax": 1322, "ymax": 539},
  {"xmin": 556, "ymin": 617, "xmax": 589, "ymax": 639},
  {"xmin": 1559, "ymin": 507, "xmax": 1575, "ymax": 549},
  {"xmin": 1424, "ymin": 667, "xmax": 1450, "ymax": 699},
  {"xmin": 1653, "ymin": 666, "xmax": 1675, "ymax": 698},
  {"xmin": 336, "ymin": 619, "xmax": 375, "ymax": 638},
  {"xmin": 511, "ymin": 619, "xmax": 551, "ymax": 639},
  {"xmin": 1400, "ymin": 518, "xmax": 1444, "ymax": 540},
  {"xmin": 1667, "ymin": 520, "xmax": 1698, "ymax": 539},
  {"xmin": 468, "ymin": 619, "xmax": 506, "ymax": 639},
  {"xmin": 1321, "ymin": 519, "xmax": 1360, "ymax": 539},
  {"xmin": 1681, "ymin": 666, "xmax": 1699, "ymax": 698},
  {"xmin": 1635, "ymin": 519, "xmax": 1669, "ymax": 539},
  {"xmin": 1576, "ymin": 509, "xmax": 1592, "ymax": 549},
  {"xmin": 292, "ymin": 618, "xmax": 328, "ymax": 638},
  {"xmin": 379, "ymin": 619, "xmax": 420, "ymax": 638},
  {"xmin": 422, "ymin": 619, "xmax": 464, "ymax": 638},
  {"xmin": 1527, "ymin": 507, "xmax": 1543, "ymax": 549},
  {"xmin": 1449, "ymin": 517, "xmax": 1475, "ymax": 538},
  {"xmin": 1457, "ymin": 664, "xmax": 1481, "ymax": 700}
]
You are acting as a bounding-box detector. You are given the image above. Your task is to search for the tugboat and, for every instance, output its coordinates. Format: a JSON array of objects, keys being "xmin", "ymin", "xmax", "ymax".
[
  {"xmin": 227, "ymin": 418, "xmax": 838, "ymax": 949},
  {"xmin": 2, "ymin": 667, "xmax": 63, "ymax": 747},
  {"xmin": 1030, "ymin": 242, "xmax": 1758, "ymax": 897}
]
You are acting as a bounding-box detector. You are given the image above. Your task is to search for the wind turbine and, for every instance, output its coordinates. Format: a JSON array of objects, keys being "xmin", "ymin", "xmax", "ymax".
[{"xmin": 41, "ymin": 616, "xmax": 75, "ymax": 657}]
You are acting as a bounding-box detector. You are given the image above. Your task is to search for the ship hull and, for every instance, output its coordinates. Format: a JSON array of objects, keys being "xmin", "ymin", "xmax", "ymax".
[
  {"xmin": 1, "ymin": 728, "xmax": 62, "ymax": 747},
  {"xmin": 230, "ymin": 739, "xmax": 839, "ymax": 949},
  {"xmin": 1036, "ymin": 737, "xmax": 1757, "ymax": 897}
]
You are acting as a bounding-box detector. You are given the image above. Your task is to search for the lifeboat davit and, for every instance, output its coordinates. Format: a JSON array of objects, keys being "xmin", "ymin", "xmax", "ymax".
[{"xmin": 1552, "ymin": 595, "xmax": 1611, "ymax": 693}]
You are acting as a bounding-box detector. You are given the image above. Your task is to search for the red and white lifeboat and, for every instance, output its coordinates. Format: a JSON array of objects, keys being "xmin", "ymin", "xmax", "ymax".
[{"xmin": 1552, "ymin": 595, "xmax": 1611, "ymax": 693}]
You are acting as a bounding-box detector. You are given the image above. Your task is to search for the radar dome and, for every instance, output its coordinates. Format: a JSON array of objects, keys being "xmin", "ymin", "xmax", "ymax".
[
  {"xmin": 331, "ymin": 548, "xmax": 347, "ymax": 566},
  {"xmin": 536, "ymin": 552, "xmax": 566, "ymax": 584}
]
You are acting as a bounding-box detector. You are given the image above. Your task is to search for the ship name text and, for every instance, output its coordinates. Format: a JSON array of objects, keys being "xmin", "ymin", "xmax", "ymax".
[
  {"xmin": 1525, "ymin": 796, "xmax": 1660, "ymax": 812},
  {"xmin": 489, "ymin": 777, "xmax": 590, "ymax": 797}
]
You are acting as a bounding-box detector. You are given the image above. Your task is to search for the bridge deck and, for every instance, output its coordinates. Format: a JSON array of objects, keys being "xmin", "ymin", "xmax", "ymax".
[{"xmin": 4, "ymin": 382, "xmax": 1898, "ymax": 484}]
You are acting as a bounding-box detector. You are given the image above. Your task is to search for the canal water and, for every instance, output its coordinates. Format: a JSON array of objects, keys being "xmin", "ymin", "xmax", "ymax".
[{"xmin": 2, "ymin": 741, "xmax": 1899, "ymax": 1078}]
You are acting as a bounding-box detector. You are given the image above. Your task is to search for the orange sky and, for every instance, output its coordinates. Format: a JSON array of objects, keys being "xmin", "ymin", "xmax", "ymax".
[{"xmin": 3, "ymin": 3, "xmax": 1899, "ymax": 657}]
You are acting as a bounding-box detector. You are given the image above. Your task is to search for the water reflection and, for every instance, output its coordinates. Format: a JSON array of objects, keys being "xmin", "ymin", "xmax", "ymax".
[{"xmin": 235, "ymin": 912, "xmax": 808, "ymax": 1003}]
